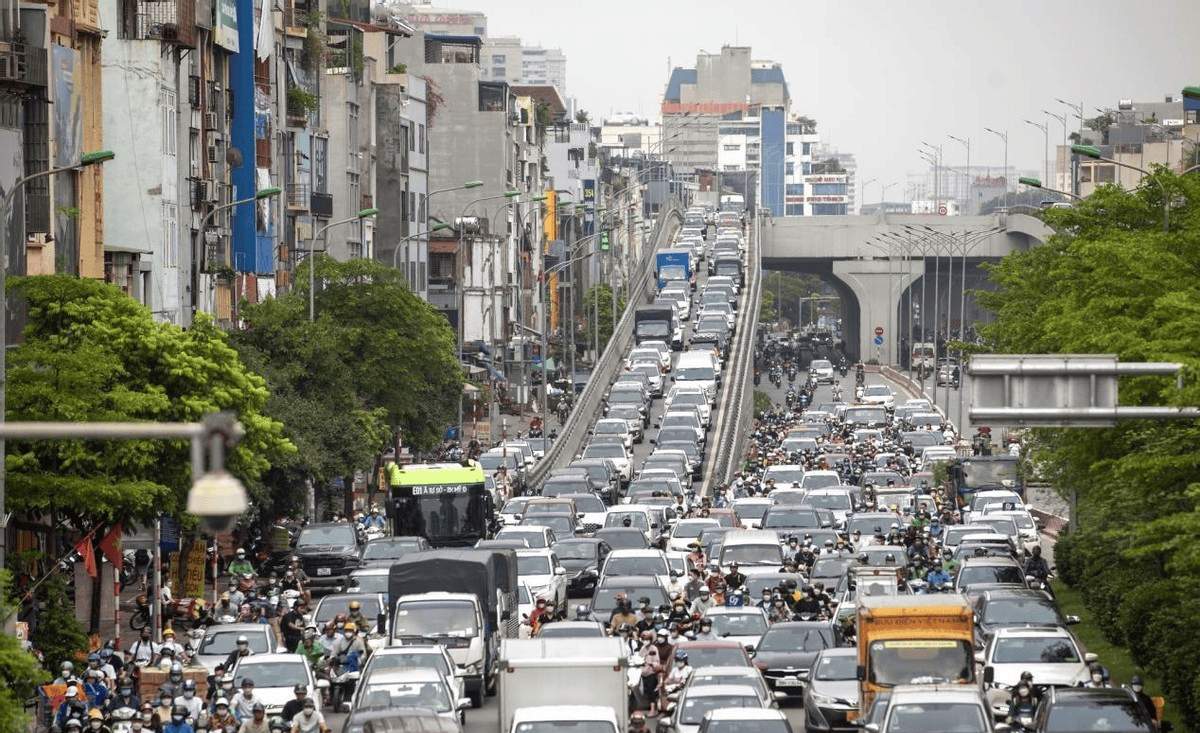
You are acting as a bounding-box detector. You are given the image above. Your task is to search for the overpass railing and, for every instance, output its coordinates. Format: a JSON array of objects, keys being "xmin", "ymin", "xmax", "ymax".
[{"xmin": 526, "ymin": 199, "xmax": 685, "ymax": 486}]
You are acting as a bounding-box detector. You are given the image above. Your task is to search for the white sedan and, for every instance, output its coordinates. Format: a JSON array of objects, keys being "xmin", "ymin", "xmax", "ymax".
[
  {"xmin": 515, "ymin": 548, "xmax": 569, "ymax": 608},
  {"xmin": 860, "ymin": 384, "xmax": 895, "ymax": 409}
]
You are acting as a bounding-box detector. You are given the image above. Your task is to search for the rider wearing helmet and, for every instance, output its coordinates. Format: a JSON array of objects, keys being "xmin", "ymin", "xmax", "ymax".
[
  {"xmin": 346, "ymin": 600, "xmax": 370, "ymax": 633},
  {"xmin": 161, "ymin": 706, "xmax": 191, "ymax": 733},
  {"xmin": 174, "ymin": 679, "xmax": 205, "ymax": 721},
  {"xmin": 660, "ymin": 651, "xmax": 694, "ymax": 708},
  {"xmin": 222, "ymin": 635, "xmax": 254, "ymax": 674},
  {"xmin": 227, "ymin": 548, "xmax": 255, "ymax": 578}
]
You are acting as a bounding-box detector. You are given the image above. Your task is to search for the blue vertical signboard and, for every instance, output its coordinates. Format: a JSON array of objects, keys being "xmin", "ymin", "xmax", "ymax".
[
  {"xmin": 761, "ymin": 108, "xmax": 785, "ymax": 217},
  {"xmin": 230, "ymin": 0, "xmax": 259, "ymax": 271},
  {"xmin": 583, "ymin": 180, "xmax": 595, "ymax": 235}
]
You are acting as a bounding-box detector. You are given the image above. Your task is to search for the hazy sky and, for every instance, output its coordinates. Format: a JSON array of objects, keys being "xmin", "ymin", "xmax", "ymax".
[{"xmin": 428, "ymin": 0, "xmax": 1200, "ymax": 200}]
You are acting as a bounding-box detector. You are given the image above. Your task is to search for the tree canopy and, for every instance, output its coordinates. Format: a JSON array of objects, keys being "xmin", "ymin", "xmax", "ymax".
[
  {"xmin": 230, "ymin": 256, "xmax": 461, "ymax": 511},
  {"xmin": 5, "ymin": 275, "xmax": 293, "ymax": 532},
  {"xmin": 977, "ymin": 169, "xmax": 1200, "ymax": 727}
]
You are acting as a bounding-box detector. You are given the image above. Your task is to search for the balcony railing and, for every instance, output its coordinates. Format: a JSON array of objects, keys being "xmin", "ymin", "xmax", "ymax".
[{"xmin": 286, "ymin": 182, "xmax": 310, "ymax": 210}]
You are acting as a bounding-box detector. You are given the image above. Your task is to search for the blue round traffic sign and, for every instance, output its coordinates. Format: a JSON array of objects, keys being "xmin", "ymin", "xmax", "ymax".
[{"xmin": 873, "ymin": 335, "xmax": 884, "ymax": 345}]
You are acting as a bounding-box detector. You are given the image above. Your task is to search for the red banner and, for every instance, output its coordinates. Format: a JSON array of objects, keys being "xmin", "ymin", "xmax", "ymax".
[
  {"xmin": 98, "ymin": 524, "xmax": 123, "ymax": 568},
  {"xmin": 74, "ymin": 535, "xmax": 97, "ymax": 579}
]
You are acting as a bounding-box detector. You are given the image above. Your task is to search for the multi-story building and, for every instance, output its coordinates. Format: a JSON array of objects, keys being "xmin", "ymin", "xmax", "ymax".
[
  {"xmin": 1051, "ymin": 96, "xmax": 1190, "ymax": 198},
  {"xmin": 661, "ymin": 46, "xmax": 789, "ymax": 214},
  {"xmin": 481, "ymin": 37, "xmax": 567, "ymax": 99}
]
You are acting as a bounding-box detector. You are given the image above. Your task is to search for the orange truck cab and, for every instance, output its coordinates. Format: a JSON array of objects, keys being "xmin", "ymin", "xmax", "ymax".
[{"xmin": 854, "ymin": 595, "xmax": 976, "ymax": 718}]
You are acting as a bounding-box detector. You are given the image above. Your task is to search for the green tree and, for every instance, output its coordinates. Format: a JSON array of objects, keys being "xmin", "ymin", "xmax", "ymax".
[
  {"xmin": 0, "ymin": 571, "xmax": 48, "ymax": 733},
  {"xmin": 579, "ymin": 283, "xmax": 626, "ymax": 357},
  {"xmin": 22, "ymin": 573, "xmax": 86, "ymax": 677},
  {"xmin": 233, "ymin": 256, "xmax": 461, "ymax": 512},
  {"xmin": 978, "ymin": 170, "xmax": 1200, "ymax": 727},
  {"xmin": 5, "ymin": 275, "xmax": 294, "ymax": 533}
]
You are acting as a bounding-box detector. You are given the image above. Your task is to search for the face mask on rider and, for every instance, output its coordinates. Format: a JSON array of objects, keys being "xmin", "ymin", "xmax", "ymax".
[
  {"xmin": 91, "ymin": 720, "xmax": 103, "ymax": 730},
  {"xmin": 344, "ymin": 632, "xmax": 354, "ymax": 640},
  {"xmin": 184, "ymin": 690, "xmax": 194, "ymax": 699},
  {"xmin": 132, "ymin": 722, "xmax": 144, "ymax": 732},
  {"xmin": 1092, "ymin": 674, "xmax": 1104, "ymax": 683},
  {"xmin": 142, "ymin": 713, "xmax": 153, "ymax": 722},
  {"xmin": 1018, "ymin": 686, "xmax": 1030, "ymax": 697}
]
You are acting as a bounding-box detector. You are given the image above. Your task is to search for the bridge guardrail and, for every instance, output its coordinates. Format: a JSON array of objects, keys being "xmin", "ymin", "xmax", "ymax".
[
  {"xmin": 704, "ymin": 216, "xmax": 763, "ymax": 493},
  {"xmin": 527, "ymin": 199, "xmax": 685, "ymax": 486}
]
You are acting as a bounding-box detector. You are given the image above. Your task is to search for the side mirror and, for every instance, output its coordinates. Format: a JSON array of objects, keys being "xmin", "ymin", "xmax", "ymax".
[
  {"xmin": 456, "ymin": 699, "xmax": 472, "ymax": 711},
  {"xmin": 863, "ymin": 724, "xmax": 880, "ymax": 733},
  {"xmin": 377, "ymin": 612, "xmax": 387, "ymax": 634},
  {"xmin": 554, "ymin": 567, "xmax": 566, "ymax": 576},
  {"xmin": 1066, "ymin": 615, "xmax": 1081, "ymax": 625},
  {"xmin": 1084, "ymin": 652, "xmax": 1098, "ymax": 664},
  {"xmin": 856, "ymin": 664, "xmax": 866, "ymax": 682},
  {"xmin": 983, "ymin": 666, "xmax": 995, "ymax": 684},
  {"xmin": 316, "ymin": 678, "xmax": 331, "ymax": 690}
]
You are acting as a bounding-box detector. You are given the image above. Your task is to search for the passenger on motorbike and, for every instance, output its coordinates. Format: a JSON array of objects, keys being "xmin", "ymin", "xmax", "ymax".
[
  {"xmin": 87, "ymin": 710, "xmax": 113, "ymax": 733},
  {"xmin": 207, "ymin": 700, "xmax": 236, "ymax": 732},
  {"xmin": 174, "ymin": 681, "xmax": 204, "ymax": 723},
  {"xmin": 221, "ymin": 637, "xmax": 254, "ymax": 674},
  {"xmin": 1024, "ymin": 546, "xmax": 1051, "ymax": 581},
  {"xmin": 329, "ymin": 623, "xmax": 367, "ymax": 671},
  {"xmin": 289, "ymin": 699, "xmax": 326, "ymax": 733}
]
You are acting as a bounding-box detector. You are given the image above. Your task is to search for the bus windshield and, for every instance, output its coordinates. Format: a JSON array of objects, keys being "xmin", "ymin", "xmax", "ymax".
[{"xmin": 868, "ymin": 639, "xmax": 974, "ymax": 687}]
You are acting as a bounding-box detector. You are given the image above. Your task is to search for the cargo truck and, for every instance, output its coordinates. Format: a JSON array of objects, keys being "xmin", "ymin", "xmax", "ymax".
[
  {"xmin": 634, "ymin": 305, "xmax": 680, "ymax": 350},
  {"xmin": 655, "ymin": 248, "xmax": 694, "ymax": 291},
  {"xmin": 855, "ymin": 595, "xmax": 975, "ymax": 717},
  {"xmin": 387, "ymin": 549, "xmax": 519, "ymax": 707},
  {"xmin": 498, "ymin": 637, "xmax": 629, "ymax": 733},
  {"xmin": 948, "ymin": 454, "xmax": 1026, "ymax": 505}
]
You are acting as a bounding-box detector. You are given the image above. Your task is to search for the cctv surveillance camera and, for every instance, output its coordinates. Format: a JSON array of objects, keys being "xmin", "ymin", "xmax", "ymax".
[{"xmin": 187, "ymin": 470, "xmax": 249, "ymax": 534}]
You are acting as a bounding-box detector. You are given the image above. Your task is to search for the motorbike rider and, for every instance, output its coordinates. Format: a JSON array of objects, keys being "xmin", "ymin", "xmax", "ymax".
[
  {"xmin": 130, "ymin": 628, "xmax": 162, "ymax": 669},
  {"xmin": 361, "ymin": 507, "xmax": 386, "ymax": 531},
  {"xmin": 692, "ymin": 618, "xmax": 718, "ymax": 641},
  {"xmin": 222, "ymin": 637, "xmax": 254, "ymax": 674},
  {"xmin": 109, "ymin": 677, "xmax": 141, "ymax": 712},
  {"xmin": 688, "ymin": 587, "xmax": 716, "ymax": 617},
  {"xmin": 793, "ymin": 587, "xmax": 824, "ymax": 620},
  {"xmin": 289, "ymin": 698, "xmax": 326, "ymax": 733},
  {"xmin": 330, "ymin": 623, "xmax": 368, "ymax": 672},
  {"xmin": 767, "ymin": 594, "xmax": 794, "ymax": 624},
  {"xmin": 1082, "ymin": 661, "xmax": 1109, "ymax": 688},
  {"xmin": 280, "ymin": 569, "xmax": 310, "ymax": 607},
  {"xmin": 153, "ymin": 692, "xmax": 177, "ymax": 729},
  {"xmin": 346, "ymin": 600, "xmax": 370, "ymax": 633},
  {"xmin": 136, "ymin": 702, "xmax": 158, "ymax": 733},
  {"xmin": 55, "ymin": 685, "xmax": 90, "ymax": 730},
  {"xmin": 234, "ymin": 680, "xmax": 263, "ymax": 721},
  {"xmin": 628, "ymin": 711, "xmax": 649, "ymax": 733},
  {"xmin": 659, "ymin": 651, "xmax": 693, "ymax": 711},
  {"xmin": 723, "ymin": 562, "xmax": 747, "ymax": 591},
  {"xmin": 1005, "ymin": 678, "xmax": 1038, "ymax": 730},
  {"xmin": 236, "ymin": 703, "xmax": 269, "ymax": 733},
  {"xmin": 295, "ymin": 627, "xmax": 325, "ymax": 674},
  {"xmin": 227, "ymin": 549, "xmax": 255, "ymax": 579},
  {"xmin": 174, "ymin": 680, "xmax": 205, "ymax": 723},
  {"xmin": 924, "ymin": 561, "xmax": 953, "ymax": 590},
  {"xmin": 279, "ymin": 687, "xmax": 309, "ymax": 725},
  {"xmin": 637, "ymin": 632, "xmax": 663, "ymax": 716},
  {"xmin": 1128, "ymin": 676, "xmax": 1158, "ymax": 728},
  {"xmin": 226, "ymin": 580, "xmax": 245, "ymax": 611},
  {"xmin": 160, "ymin": 631, "xmax": 186, "ymax": 664},
  {"xmin": 208, "ymin": 700, "xmax": 236, "ymax": 732},
  {"xmin": 1024, "ymin": 546, "xmax": 1051, "ymax": 582}
]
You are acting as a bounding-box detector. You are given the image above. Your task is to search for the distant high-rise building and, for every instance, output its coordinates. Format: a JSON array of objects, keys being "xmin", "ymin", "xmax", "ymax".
[
  {"xmin": 481, "ymin": 37, "xmax": 567, "ymax": 99},
  {"xmin": 661, "ymin": 46, "xmax": 790, "ymax": 215}
]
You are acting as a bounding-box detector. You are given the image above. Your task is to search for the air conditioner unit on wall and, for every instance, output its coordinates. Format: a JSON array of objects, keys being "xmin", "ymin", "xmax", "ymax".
[
  {"xmin": 204, "ymin": 112, "xmax": 219, "ymax": 130},
  {"xmin": 207, "ymin": 144, "xmax": 220, "ymax": 164}
]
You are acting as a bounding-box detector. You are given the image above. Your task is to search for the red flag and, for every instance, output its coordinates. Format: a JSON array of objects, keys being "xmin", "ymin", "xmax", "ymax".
[
  {"xmin": 74, "ymin": 535, "xmax": 98, "ymax": 579},
  {"xmin": 99, "ymin": 524, "xmax": 123, "ymax": 568}
]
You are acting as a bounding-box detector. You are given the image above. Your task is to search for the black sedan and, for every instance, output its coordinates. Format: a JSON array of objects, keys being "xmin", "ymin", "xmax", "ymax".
[
  {"xmin": 752, "ymin": 621, "xmax": 840, "ymax": 697},
  {"xmin": 552, "ymin": 538, "xmax": 613, "ymax": 596}
]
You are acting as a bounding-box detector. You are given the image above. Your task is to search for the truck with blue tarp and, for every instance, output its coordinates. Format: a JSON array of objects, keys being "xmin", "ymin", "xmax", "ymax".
[{"xmin": 655, "ymin": 247, "xmax": 694, "ymax": 291}]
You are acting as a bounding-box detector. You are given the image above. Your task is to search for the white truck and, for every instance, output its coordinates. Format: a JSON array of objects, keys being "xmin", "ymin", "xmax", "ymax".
[{"xmin": 498, "ymin": 638, "xmax": 629, "ymax": 733}]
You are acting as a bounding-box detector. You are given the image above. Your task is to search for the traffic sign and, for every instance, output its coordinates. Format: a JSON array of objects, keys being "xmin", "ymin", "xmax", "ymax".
[
  {"xmin": 937, "ymin": 205, "xmax": 948, "ymax": 215},
  {"xmin": 873, "ymin": 326, "xmax": 884, "ymax": 337},
  {"xmin": 874, "ymin": 335, "xmax": 884, "ymax": 345}
]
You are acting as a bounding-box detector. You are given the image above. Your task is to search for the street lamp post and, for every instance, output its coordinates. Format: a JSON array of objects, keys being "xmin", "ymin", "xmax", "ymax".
[
  {"xmin": 540, "ymin": 241, "xmax": 602, "ymax": 438},
  {"xmin": 0, "ymin": 149, "xmax": 117, "ymax": 567},
  {"xmin": 194, "ymin": 186, "xmax": 282, "ymax": 313},
  {"xmin": 1043, "ymin": 110, "xmax": 1069, "ymax": 192},
  {"xmin": 984, "ymin": 128, "xmax": 1008, "ymax": 210},
  {"xmin": 309, "ymin": 207, "xmax": 380, "ymax": 322},
  {"xmin": 391, "ymin": 222, "xmax": 451, "ymax": 271},
  {"xmin": 1057, "ymin": 99, "xmax": 1085, "ymax": 196},
  {"xmin": 1025, "ymin": 119, "xmax": 1049, "ymax": 191},
  {"xmin": 1071, "ymin": 144, "xmax": 1169, "ymax": 232},
  {"xmin": 948, "ymin": 135, "xmax": 970, "ymax": 214}
]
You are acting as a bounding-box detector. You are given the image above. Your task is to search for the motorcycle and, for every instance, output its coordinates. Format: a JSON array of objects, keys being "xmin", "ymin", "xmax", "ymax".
[
  {"xmin": 753, "ymin": 370, "xmax": 761, "ymax": 386},
  {"xmin": 328, "ymin": 656, "xmax": 362, "ymax": 713},
  {"xmin": 838, "ymin": 360, "xmax": 848, "ymax": 377},
  {"xmin": 855, "ymin": 386, "xmax": 865, "ymax": 401},
  {"xmin": 130, "ymin": 595, "xmax": 151, "ymax": 631}
]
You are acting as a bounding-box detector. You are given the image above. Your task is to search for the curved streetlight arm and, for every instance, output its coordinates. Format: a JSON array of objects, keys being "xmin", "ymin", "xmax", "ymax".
[
  {"xmin": 391, "ymin": 222, "xmax": 452, "ymax": 270},
  {"xmin": 309, "ymin": 208, "xmax": 379, "ymax": 321},
  {"xmin": 1072, "ymin": 146, "xmax": 1168, "ymax": 231}
]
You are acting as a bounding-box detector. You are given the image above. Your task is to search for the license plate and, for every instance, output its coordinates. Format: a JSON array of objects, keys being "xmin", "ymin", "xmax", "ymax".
[
  {"xmin": 846, "ymin": 711, "xmax": 859, "ymax": 722},
  {"xmin": 775, "ymin": 679, "xmax": 803, "ymax": 687},
  {"xmin": 317, "ymin": 567, "xmax": 331, "ymax": 576}
]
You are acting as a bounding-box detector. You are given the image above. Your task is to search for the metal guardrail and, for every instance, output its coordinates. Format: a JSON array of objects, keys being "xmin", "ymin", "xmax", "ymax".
[
  {"xmin": 704, "ymin": 218, "xmax": 763, "ymax": 494},
  {"xmin": 527, "ymin": 200, "xmax": 686, "ymax": 485}
]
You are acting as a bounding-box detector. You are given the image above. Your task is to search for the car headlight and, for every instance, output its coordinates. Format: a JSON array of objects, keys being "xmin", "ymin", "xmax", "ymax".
[{"xmin": 808, "ymin": 691, "xmax": 844, "ymax": 707}]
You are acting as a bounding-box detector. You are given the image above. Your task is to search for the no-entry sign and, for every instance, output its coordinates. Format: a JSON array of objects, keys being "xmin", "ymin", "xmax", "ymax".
[{"xmin": 874, "ymin": 326, "xmax": 885, "ymax": 337}]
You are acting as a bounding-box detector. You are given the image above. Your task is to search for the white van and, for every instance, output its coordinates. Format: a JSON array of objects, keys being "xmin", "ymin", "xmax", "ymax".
[
  {"xmin": 717, "ymin": 529, "xmax": 784, "ymax": 571},
  {"xmin": 673, "ymin": 351, "xmax": 720, "ymax": 403}
]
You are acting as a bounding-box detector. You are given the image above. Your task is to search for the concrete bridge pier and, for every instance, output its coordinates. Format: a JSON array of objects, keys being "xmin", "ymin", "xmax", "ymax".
[{"xmin": 832, "ymin": 258, "xmax": 925, "ymax": 365}]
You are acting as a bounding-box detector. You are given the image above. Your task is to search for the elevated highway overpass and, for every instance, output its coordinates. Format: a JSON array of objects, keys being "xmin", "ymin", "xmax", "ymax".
[{"xmin": 759, "ymin": 210, "xmax": 1054, "ymax": 362}]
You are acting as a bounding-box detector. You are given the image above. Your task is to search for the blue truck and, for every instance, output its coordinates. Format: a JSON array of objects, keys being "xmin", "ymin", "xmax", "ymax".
[{"xmin": 655, "ymin": 247, "xmax": 694, "ymax": 291}]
